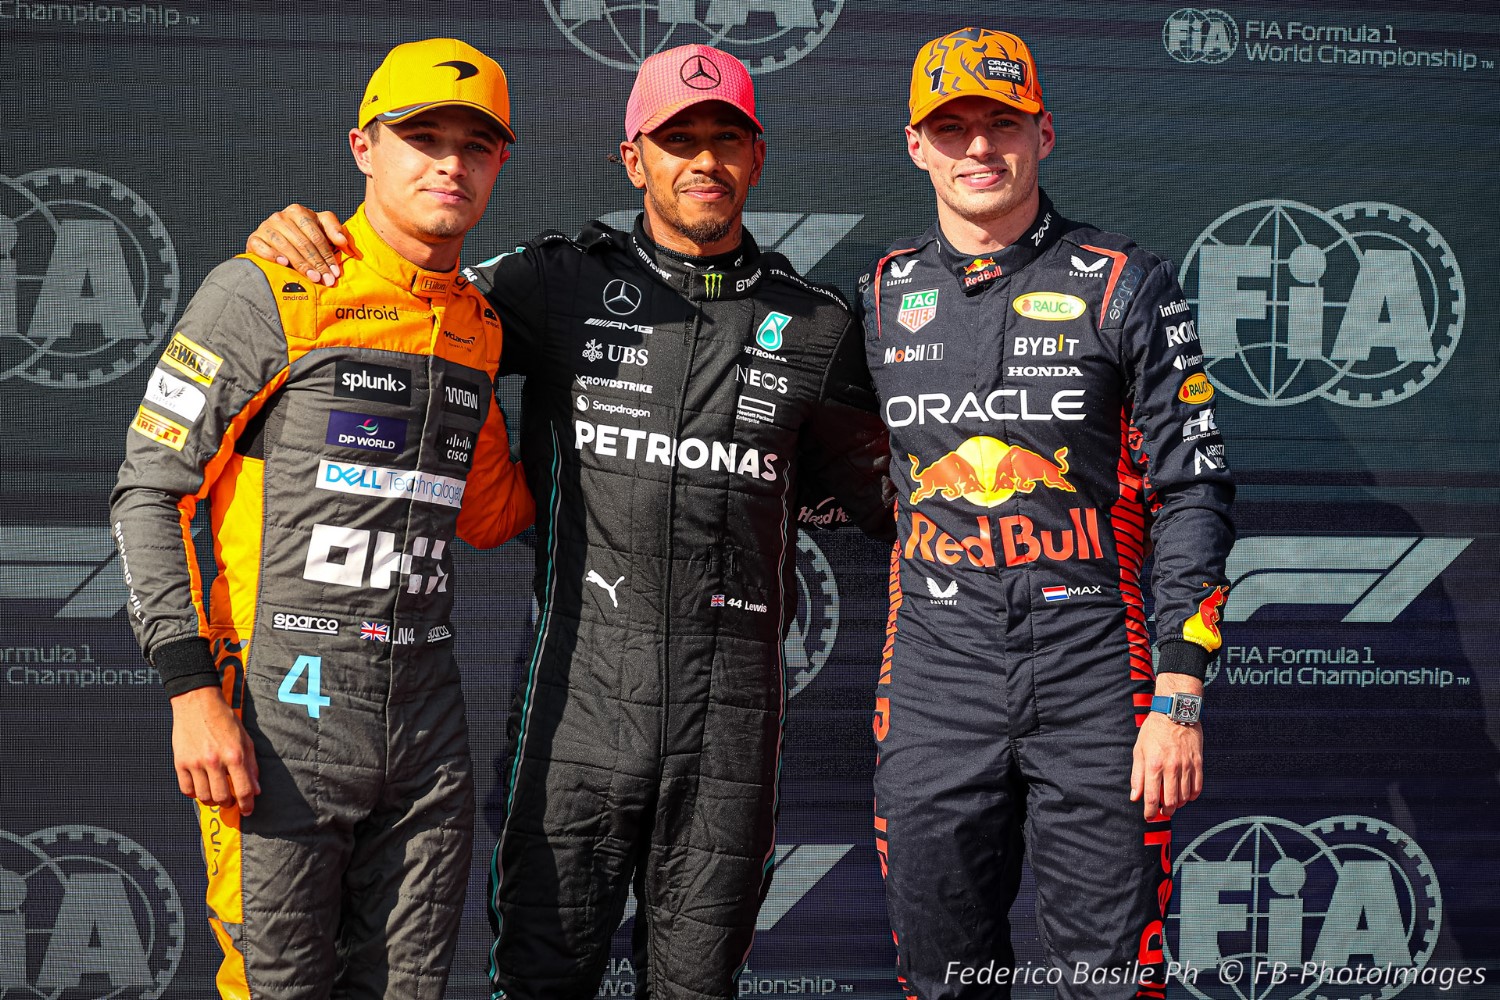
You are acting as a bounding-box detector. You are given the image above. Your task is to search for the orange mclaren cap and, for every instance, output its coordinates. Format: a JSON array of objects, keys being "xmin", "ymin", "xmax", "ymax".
[
  {"xmin": 909, "ymin": 27, "xmax": 1045, "ymax": 126},
  {"xmin": 359, "ymin": 38, "xmax": 516, "ymax": 142}
]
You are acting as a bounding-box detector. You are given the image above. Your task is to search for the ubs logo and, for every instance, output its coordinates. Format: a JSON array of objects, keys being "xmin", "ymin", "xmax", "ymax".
[
  {"xmin": 1, "ymin": 168, "xmax": 179, "ymax": 388},
  {"xmin": 0, "ymin": 824, "xmax": 184, "ymax": 995},
  {"xmin": 1181, "ymin": 200, "xmax": 1463, "ymax": 407}
]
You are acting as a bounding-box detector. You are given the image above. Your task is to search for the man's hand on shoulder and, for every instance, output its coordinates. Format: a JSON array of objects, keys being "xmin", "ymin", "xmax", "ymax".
[
  {"xmin": 246, "ymin": 204, "xmax": 348, "ymax": 287},
  {"xmin": 1130, "ymin": 673, "xmax": 1204, "ymax": 820},
  {"xmin": 170, "ymin": 685, "xmax": 260, "ymax": 815}
]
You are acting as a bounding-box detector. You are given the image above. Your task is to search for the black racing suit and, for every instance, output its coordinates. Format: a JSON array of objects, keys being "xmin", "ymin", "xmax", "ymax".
[
  {"xmin": 462, "ymin": 217, "xmax": 892, "ymax": 1000},
  {"xmin": 859, "ymin": 192, "xmax": 1234, "ymax": 1000}
]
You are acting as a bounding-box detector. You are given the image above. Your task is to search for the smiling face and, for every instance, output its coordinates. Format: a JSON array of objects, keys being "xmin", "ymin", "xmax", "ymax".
[
  {"xmin": 619, "ymin": 100, "xmax": 765, "ymax": 256},
  {"xmin": 351, "ymin": 104, "xmax": 510, "ymax": 269},
  {"xmin": 907, "ymin": 95, "xmax": 1055, "ymax": 253}
]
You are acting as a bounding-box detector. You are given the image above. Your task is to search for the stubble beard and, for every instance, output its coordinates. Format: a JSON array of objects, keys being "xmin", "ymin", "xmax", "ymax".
[{"xmin": 647, "ymin": 184, "xmax": 736, "ymax": 248}]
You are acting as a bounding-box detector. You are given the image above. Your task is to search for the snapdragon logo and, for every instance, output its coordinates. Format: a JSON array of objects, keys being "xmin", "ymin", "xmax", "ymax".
[
  {"xmin": 0, "ymin": 824, "xmax": 184, "ymax": 996},
  {"xmin": 545, "ymin": 0, "xmax": 843, "ymax": 74},
  {"xmin": 0, "ymin": 168, "xmax": 179, "ymax": 387},
  {"xmin": 1181, "ymin": 200, "xmax": 1463, "ymax": 407}
]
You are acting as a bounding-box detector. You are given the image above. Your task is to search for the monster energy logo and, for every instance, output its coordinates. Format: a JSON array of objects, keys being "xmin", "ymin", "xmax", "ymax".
[{"xmin": 703, "ymin": 272, "xmax": 723, "ymax": 298}]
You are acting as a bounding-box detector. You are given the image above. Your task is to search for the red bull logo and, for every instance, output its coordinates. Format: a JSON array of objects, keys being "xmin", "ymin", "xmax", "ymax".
[
  {"xmin": 908, "ymin": 437, "xmax": 1075, "ymax": 507},
  {"xmin": 904, "ymin": 508, "xmax": 1105, "ymax": 568},
  {"xmin": 964, "ymin": 257, "xmax": 996, "ymax": 274},
  {"xmin": 1182, "ymin": 584, "xmax": 1228, "ymax": 651}
]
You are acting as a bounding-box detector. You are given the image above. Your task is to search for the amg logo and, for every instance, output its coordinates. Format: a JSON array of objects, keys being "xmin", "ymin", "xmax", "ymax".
[
  {"xmin": 884, "ymin": 343, "xmax": 944, "ymax": 364},
  {"xmin": 586, "ymin": 318, "xmax": 654, "ymax": 335}
]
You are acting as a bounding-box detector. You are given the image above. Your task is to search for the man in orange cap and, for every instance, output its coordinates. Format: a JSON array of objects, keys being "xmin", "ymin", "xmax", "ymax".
[
  {"xmin": 860, "ymin": 27, "xmax": 1234, "ymax": 999},
  {"xmin": 243, "ymin": 42, "xmax": 892, "ymax": 1000},
  {"xmin": 112, "ymin": 38, "xmax": 531, "ymax": 998}
]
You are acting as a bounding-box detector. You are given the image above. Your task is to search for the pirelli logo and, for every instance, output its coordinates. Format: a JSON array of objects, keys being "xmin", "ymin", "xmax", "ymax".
[
  {"xmin": 131, "ymin": 405, "xmax": 189, "ymax": 450},
  {"xmin": 160, "ymin": 332, "xmax": 223, "ymax": 386}
]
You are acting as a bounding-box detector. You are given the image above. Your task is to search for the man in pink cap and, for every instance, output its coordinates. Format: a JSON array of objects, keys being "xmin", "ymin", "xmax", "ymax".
[{"xmin": 245, "ymin": 42, "xmax": 892, "ymax": 1000}]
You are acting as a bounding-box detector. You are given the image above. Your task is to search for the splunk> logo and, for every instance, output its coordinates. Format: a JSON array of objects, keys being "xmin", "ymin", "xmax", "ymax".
[
  {"xmin": 0, "ymin": 824, "xmax": 184, "ymax": 996},
  {"xmin": 1181, "ymin": 200, "xmax": 1463, "ymax": 407},
  {"xmin": 599, "ymin": 209, "xmax": 862, "ymax": 275},
  {"xmin": 545, "ymin": 0, "xmax": 844, "ymax": 75},
  {"xmin": 1, "ymin": 169, "xmax": 179, "ymax": 388},
  {"xmin": 1166, "ymin": 815, "xmax": 1441, "ymax": 1000}
]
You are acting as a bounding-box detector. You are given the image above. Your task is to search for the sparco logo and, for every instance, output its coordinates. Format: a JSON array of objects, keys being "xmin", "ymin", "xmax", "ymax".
[
  {"xmin": 0, "ymin": 168, "xmax": 179, "ymax": 387},
  {"xmin": 1165, "ymin": 815, "xmax": 1442, "ymax": 1000},
  {"xmin": 1182, "ymin": 200, "xmax": 1463, "ymax": 406},
  {"xmin": 1163, "ymin": 8, "xmax": 1239, "ymax": 64},
  {"xmin": 0, "ymin": 824, "xmax": 184, "ymax": 995},
  {"xmin": 544, "ymin": 0, "xmax": 843, "ymax": 75},
  {"xmin": 272, "ymin": 612, "xmax": 339, "ymax": 635}
]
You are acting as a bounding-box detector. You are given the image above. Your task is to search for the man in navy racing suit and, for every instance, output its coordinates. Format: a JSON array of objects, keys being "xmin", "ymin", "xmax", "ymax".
[{"xmin": 860, "ymin": 27, "xmax": 1235, "ymax": 1000}]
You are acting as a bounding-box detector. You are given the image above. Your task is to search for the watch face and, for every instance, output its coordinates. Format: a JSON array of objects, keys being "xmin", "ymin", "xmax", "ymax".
[{"xmin": 1173, "ymin": 694, "xmax": 1203, "ymax": 725}]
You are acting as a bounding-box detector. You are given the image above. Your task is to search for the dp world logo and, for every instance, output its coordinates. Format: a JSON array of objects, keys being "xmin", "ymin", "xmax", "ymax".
[
  {"xmin": 1181, "ymin": 201, "xmax": 1463, "ymax": 407},
  {"xmin": 544, "ymin": 0, "xmax": 843, "ymax": 74},
  {"xmin": 0, "ymin": 824, "xmax": 184, "ymax": 997},
  {"xmin": 1164, "ymin": 8, "xmax": 1240, "ymax": 64},
  {"xmin": 1, "ymin": 169, "xmax": 179, "ymax": 388},
  {"xmin": 1166, "ymin": 815, "xmax": 1440, "ymax": 1000}
]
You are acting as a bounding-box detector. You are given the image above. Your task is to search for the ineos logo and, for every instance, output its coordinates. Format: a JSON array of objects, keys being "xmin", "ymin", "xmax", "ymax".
[
  {"xmin": 680, "ymin": 53, "xmax": 722, "ymax": 89},
  {"xmin": 603, "ymin": 279, "xmax": 642, "ymax": 315}
]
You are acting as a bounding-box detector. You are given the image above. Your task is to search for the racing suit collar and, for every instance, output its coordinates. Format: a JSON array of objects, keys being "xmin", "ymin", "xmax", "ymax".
[
  {"xmin": 628, "ymin": 214, "xmax": 764, "ymax": 302},
  {"xmin": 933, "ymin": 189, "xmax": 1060, "ymax": 294},
  {"xmin": 343, "ymin": 205, "xmax": 461, "ymax": 302}
]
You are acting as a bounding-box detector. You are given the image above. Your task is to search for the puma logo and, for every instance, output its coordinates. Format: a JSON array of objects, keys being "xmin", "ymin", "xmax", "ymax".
[{"xmin": 586, "ymin": 570, "xmax": 625, "ymax": 608}]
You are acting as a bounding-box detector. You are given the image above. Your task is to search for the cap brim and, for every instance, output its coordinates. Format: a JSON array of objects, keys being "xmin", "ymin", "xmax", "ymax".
[
  {"xmin": 633, "ymin": 96, "xmax": 763, "ymax": 140},
  {"xmin": 910, "ymin": 90, "xmax": 1043, "ymax": 127},
  {"xmin": 369, "ymin": 101, "xmax": 517, "ymax": 143}
]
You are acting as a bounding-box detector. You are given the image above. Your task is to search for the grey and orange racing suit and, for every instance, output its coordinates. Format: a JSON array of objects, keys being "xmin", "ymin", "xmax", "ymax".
[
  {"xmin": 860, "ymin": 191, "xmax": 1234, "ymax": 1000},
  {"xmin": 111, "ymin": 206, "xmax": 533, "ymax": 999}
]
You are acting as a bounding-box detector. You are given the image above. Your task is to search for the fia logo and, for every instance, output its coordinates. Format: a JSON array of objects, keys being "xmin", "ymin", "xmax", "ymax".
[
  {"xmin": 1, "ymin": 169, "xmax": 180, "ymax": 387},
  {"xmin": 1182, "ymin": 200, "xmax": 1463, "ymax": 407},
  {"xmin": 1163, "ymin": 8, "xmax": 1240, "ymax": 64}
]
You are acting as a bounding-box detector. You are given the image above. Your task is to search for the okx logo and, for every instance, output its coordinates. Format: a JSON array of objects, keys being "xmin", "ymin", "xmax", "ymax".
[
  {"xmin": 1167, "ymin": 815, "xmax": 1441, "ymax": 1000},
  {"xmin": 1181, "ymin": 200, "xmax": 1463, "ymax": 407},
  {"xmin": 0, "ymin": 825, "xmax": 184, "ymax": 995},
  {"xmin": 1, "ymin": 169, "xmax": 180, "ymax": 387}
]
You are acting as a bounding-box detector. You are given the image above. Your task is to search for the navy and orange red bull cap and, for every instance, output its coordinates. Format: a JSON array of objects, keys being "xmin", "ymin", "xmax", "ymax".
[
  {"xmin": 359, "ymin": 38, "xmax": 516, "ymax": 143},
  {"xmin": 909, "ymin": 27, "xmax": 1045, "ymax": 126}
]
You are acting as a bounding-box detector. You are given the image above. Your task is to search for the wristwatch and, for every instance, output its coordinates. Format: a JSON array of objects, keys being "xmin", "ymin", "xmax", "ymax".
[{"xmin": 1150, "ymin": 692, "xmax": 1203, "ymax": 726}]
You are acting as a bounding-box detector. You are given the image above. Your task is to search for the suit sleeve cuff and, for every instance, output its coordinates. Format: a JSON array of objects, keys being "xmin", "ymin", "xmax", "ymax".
[
  {"xmin": 1156, "ymin": 639, "xmax": 1212, "ymax": 680},
  {"xmin": 153, "ymin": 636, "xmax": 220, "ymax": 698}
]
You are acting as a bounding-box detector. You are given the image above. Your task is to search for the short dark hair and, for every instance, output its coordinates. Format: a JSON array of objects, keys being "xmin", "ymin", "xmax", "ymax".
[{"xmin": 363, "ymin": 119, "xmax": 384, "ymax": 143}]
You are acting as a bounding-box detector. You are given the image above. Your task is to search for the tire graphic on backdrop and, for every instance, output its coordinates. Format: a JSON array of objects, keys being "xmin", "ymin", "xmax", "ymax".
[
  {"xmin": 1164, "ymin": 814, "xmax": 1441, "ymax": 1000},
  {"xmin": 544, "ymin": 0, "xmax": 843, "ymax": 74},
  {"xmin": 0, "ymin": 168, "xmax": 179, "ymax": 388},
  {"xmin": 1180, "ymin": 200, "xmax": 1462, "ymax": 407},
  {"xmin": 0, "ymin": 825, "xmax": 184, "ymax": 998}
]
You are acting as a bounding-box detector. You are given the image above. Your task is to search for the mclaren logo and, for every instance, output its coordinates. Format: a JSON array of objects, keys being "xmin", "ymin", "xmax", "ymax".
[{"xmin": 435, "ymin": 59, "xmax": 479, "ymax": 79}]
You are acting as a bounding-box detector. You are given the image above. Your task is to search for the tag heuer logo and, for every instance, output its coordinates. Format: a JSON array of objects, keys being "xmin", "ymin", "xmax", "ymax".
[{"xmin": 898, "ymin": 289, "xmax": 939, "ymax": 333}]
